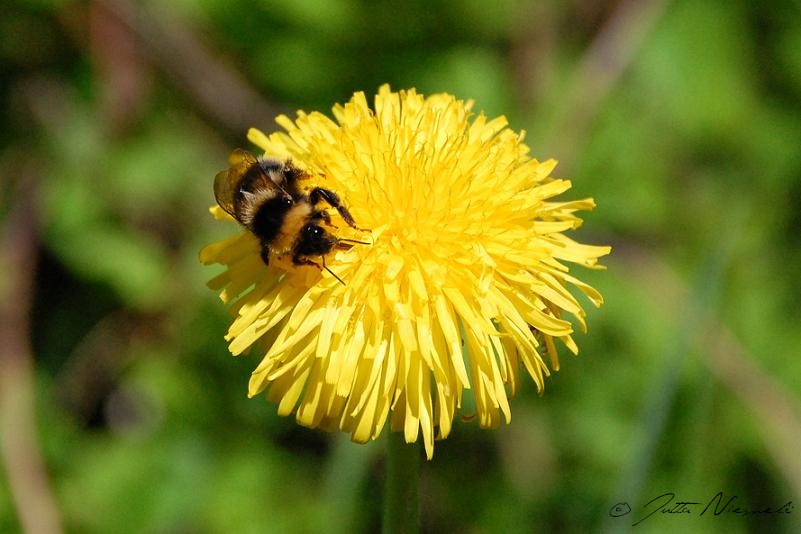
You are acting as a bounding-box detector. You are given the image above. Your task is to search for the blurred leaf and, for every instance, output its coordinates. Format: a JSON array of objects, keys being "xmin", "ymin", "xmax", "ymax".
[
  {"xmin": 107, "ymin": 121, "xmax": 217, "ymax": 213},
  {"xmin": 0, "ymin": 9, "xmax": 58, "ymax": 65},
  {"xmin": 60, "ymin": 435, "xmax": 212, "ymax": 533},
  {"xmin": 43, "ymin": 170, "xmax": 170, "ymax": 311},
  {"xmin": 258, "ymin": 0, "xmax": 356, "ymax": 38},
  {"xmin": 573, "ymin": 98, "xmax": 672, "ymax": 234},
  {"xmin": 46, "ymin": 221, "xmax": 171, "ymax": 310},
  {"xmin": 776, "ymin": 18, "xmax": 801, "ymax": 93},
  {"xmin": 636, "ymin": 2, "xmax": 758, "ymax": 140},
  {"xmin": 446, "ymin": 0, "xmax": 517, "ymax": 40},
  {"xmin": 416, "ymin": 46, "xmax": 513, "ymax": 118},
  {"xmin": 253, "ymin": 35, "xmax": 348, "ymax": 99}
]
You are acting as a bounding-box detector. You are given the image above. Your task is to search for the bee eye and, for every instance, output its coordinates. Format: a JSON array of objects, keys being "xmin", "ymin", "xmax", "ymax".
[
  {"xmin": 282, "ymin": 197, "xmax": 293, "ymax": 207},
  {"xmin": 304, "ymin": 225, "xmax": 322, "ymax": 237}
]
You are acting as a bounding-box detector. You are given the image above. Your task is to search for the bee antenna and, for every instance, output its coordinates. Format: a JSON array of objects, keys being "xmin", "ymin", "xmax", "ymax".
[
  {"xmin": 338, "ymin": 238, "xmax": 371, "ymax": 245},
  {"xmin": 322, "ymin": 255, "xmax": 346, "ymax": 286}
]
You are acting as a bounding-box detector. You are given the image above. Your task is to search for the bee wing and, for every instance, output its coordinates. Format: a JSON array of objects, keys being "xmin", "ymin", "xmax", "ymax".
[
  {"xmin": 214, "ymin": 149, "xmax": 260, "ymax": 217},
  {"xmin": 213, "ymin": 168, "xmax": 239, "ymax": 217},
  {"xmin": 228, "ymin": 148, "xmax": 258, "ymax": 168}
]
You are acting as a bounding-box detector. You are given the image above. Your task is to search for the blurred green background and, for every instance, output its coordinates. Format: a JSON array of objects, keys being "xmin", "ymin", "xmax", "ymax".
[{"xmin": 2, "ymin": 0, "xmax": 801, "ymax": 532}]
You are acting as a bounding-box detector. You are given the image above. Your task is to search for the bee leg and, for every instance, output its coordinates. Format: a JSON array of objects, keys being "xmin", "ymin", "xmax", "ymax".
[
  {"xmin": 310, "ymin": 209, "xmax": 336, "ymax": 228},
  {"xmin": 292, "ymin": 253, "xmax": 345, "ymax": 285},
  {"xmin": 260, "ymin": 245, "xmax": 270, "ymax": 266},
  {"xmin": 292, "ymin": 255, "xmax": 321, "ymax": 269},
  {"xmin": 309, "ymin": 188, "xmax": 368, "ymax": 231}
]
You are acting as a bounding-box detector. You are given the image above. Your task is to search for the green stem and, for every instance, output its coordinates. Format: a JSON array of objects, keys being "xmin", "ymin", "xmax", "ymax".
[{"xmin": 382, "ymin": 431, "xmax": 420, "ymax": 534}]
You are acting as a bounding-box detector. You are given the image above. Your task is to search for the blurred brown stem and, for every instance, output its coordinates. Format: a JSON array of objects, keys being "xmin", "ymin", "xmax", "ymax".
[
  {"xmin": 0, "ymin": 172, "xmax": 62, "ymax": 534},
  {"xmin": 703, "ymin": 326, "xmax": 801, "ymax": 500},
  {"xmin": 545, "ymin": 0, "xmax": 669, "ymax": 170},
  {"xmin": 91, "ymin": 0, "xmax": 283, "ymax": 134},
  {"xmin": 621, "ymin": 246, "xmax": 801, "ymax": 500}
]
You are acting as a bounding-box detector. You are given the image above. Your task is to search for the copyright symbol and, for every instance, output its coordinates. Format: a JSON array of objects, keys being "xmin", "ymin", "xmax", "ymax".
[{"xmin": 609, "ymin": 502, "xmax": 631, "ymax": 517}]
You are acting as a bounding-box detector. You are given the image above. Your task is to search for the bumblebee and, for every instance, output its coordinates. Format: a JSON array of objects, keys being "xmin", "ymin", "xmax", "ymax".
[{"xmin": 214, "ymin": 149, "xmax": 367, "ymax": 284}]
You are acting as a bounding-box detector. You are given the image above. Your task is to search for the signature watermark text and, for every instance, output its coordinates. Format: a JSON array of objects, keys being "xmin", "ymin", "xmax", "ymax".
[{"xmin": 609, "ymin": 492, "xmax": 793, "ymax": 526}]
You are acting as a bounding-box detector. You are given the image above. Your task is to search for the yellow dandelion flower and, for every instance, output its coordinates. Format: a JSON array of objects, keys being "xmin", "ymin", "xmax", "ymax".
[{"xmin": 200, "ymin": 85, "xmax": 610, "ymax": 459}]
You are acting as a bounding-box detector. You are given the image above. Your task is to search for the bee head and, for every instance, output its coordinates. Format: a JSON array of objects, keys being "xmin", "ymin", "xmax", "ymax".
[{"xmin": 297, "ymin": 223, "xmax": 337, "ymax": 256}]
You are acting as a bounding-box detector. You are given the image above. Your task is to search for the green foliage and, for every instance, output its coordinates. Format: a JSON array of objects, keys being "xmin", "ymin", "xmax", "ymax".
[{"xmin": 2, "ymin": 0, "xmax": 800, "ymax": 532}]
